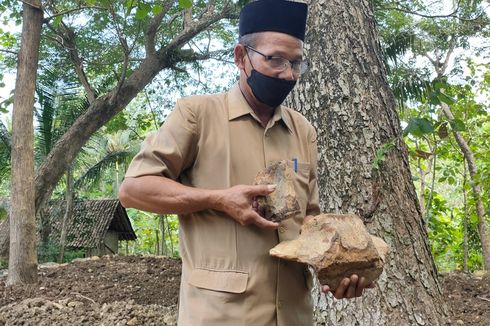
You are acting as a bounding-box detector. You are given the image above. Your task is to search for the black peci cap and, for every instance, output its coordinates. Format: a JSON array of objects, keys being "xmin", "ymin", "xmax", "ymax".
[{"xmin": 239, "ymin": 0, "xmax": 308, "ymax": 41}]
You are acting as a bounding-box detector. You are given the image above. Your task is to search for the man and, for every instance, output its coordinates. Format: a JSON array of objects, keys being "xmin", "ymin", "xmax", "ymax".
[{"xmin": 119, "ymin": 0, "xmax": 372, "ymax": 325}]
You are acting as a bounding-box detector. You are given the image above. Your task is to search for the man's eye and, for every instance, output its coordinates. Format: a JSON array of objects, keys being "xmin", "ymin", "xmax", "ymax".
[{"xmin": 270, "ymin": 58, "xmax": 286, "ymax": 67}]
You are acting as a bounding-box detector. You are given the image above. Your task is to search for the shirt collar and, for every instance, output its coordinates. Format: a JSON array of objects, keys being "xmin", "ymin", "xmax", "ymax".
[{"xmin": 227, "ymin": 83, "xmax": 293, "ymax": 133}]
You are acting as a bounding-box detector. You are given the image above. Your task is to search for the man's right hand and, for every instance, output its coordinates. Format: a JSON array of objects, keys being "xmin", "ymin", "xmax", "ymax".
[{"xmin": 214, "ymin": 184, "xmax": 279, "ymax": 230}]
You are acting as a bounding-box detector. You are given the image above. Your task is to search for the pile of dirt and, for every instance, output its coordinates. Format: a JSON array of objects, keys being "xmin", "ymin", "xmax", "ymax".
[
  {"xmin": 0, "ymin": 255, "xmax": 488, "ymax": 325},
  {"xmin": 440, "ymin": 271, "xmax": 490, "ymax": 325},
  {"xmin": 0, "ymin": 255, "xmax": 181, "ymax": 325}
]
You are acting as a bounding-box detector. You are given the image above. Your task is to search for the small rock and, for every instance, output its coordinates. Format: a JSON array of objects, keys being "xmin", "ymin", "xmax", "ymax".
[
  {"xmin": 67, "ymin": 301, "xmax": 83, "ymax": 308},
  {"xmin": 455, "ymin": 320, "xmax": 464, "ymax": 325},
  {"xmin": 473, "ymin": 270, "xmax": 487, "ymax": 279},
  {"xmin": 127, "ymin": 317, "xmax": 140, "ymax": 325}
]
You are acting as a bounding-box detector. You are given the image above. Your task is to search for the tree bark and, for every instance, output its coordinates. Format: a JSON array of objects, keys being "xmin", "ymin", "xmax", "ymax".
[
  {"xmin": 463, "ymin": 160, "xmax": 468, "ymax": 273},
  {"xmin": 7, "ymin": 0, "xmax": 43, "ymax": 286},
  {"xmin": 287, "ymin": 0, "xmax": 449, "ymax": 324},
  {"xmin": 159, "ymin": 214, "xmax": 168, "ymax": 256},
  {"xmin": 58, "ymin": 167, "xmax": 73, "ymax": 263}
]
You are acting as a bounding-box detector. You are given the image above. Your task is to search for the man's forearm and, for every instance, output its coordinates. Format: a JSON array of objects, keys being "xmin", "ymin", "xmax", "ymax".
[{"xmin": 118, "ymin": 175, "xmax": 222, "ymax": 215}]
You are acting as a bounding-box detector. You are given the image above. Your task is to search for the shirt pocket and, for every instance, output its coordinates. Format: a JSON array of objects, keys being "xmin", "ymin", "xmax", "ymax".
[
  {"xmin": 286, "ymin": 161, "xmax": 310, "ymax": 215},
  {"xmin": 188, "ymin": 268, "xmax": 248, "ymax": 299}
]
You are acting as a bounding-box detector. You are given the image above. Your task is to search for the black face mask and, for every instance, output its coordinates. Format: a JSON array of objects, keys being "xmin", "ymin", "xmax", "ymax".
[{"xmin": 246, "ymin": 69, "xmax": 297, "ymax": 108}]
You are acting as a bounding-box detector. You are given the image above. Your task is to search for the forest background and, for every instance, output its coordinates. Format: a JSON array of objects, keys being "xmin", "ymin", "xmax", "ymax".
[{"xmin": 0, "ymin": 0, "xmax": 489, "ymax": 275}]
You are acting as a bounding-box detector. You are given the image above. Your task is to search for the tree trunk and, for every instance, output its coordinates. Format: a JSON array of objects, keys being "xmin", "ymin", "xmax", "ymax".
[
  {"xmin": 463, "ymin": 160, "xmax": 468, "ymax": 273},
  {"xmin": 159, "ymin": 214, "xmax": 168, "ymax": 256},
  {"xmin": 155, "ymin": 229, "xmax": 160, "ymax": 255},
  {"xmin": 439, "ymin": 102, "xmax": 490, "ymax": 269},
  {"xmin": 7, "ymin": 0, "xmax": 43, "ymax": 286},
  {"xmin": 39, "ymin": 206, "xmax": 51, "ymax": 249},
  {"xmin": 287, "ymin": 0, "xmax": 449, "ymax": 324},
  {"xmin": 58, "ymin": 167, "xmax": 74, "ymax": 263},
  {"xmin": 165, "ymin": 215, "xmax": 174, "ymax": 256}
]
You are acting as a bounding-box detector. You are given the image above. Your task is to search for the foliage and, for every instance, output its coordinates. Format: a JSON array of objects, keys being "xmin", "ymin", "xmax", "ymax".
[
  {"xmin": 0, "ymin": 0, "xmax": 241, "ymax": 260},
  {"xmin": 0, "ymin": 207, "xmax": 6, "ymax": 222},
  {"xmin": 37, "ymin": 241, "xmax": 85, "ymax": 264},
  {"xmin": 374, "ymin": 0, "xmax": 490, "ymax": 271},
  {"xmin": 121, "ymin": 209, "xmax": 180, "ymax": 257}
]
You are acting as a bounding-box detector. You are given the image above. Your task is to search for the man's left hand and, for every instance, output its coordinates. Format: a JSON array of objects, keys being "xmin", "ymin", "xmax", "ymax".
[{"xmin": 321, "ymin": 274, "xmax": 375, "ymax": 299}]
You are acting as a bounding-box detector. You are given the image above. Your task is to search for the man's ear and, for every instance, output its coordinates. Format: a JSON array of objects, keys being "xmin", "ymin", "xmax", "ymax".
[{"xmin": 234, "ymin": 44, "xmax": 246, "ymax": 69}]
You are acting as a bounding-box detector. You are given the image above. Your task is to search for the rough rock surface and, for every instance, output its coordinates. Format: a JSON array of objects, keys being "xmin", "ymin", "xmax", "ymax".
[
  {"xmin": 270, "ymin": 214, "xmax": 389, "ymax": 290},
  {"xmin": 254, "ymin": 160, "xmax": 300, "ymax": 222}
]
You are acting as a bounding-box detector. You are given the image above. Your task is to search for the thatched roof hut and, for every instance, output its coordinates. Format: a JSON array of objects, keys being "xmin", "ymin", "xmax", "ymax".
[{"xmin": 47, "ymin": 199, "xmax": 136, "ymax": 255}]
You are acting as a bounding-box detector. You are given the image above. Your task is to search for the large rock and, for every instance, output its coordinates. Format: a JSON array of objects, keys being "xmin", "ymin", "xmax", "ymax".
[
  {"xmin": 254, "ymin": 160, "xmax": 300, "ymax": 222},
  {"xmin": 270, "ymin": 214, "xmax": 389, "ymax": 290}
]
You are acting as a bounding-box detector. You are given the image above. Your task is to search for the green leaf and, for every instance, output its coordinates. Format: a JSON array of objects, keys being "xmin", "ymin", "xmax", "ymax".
[
  {"xmin": 404, "ymin": 118, "xmax": 434, "ymax": 137},
  {"xmin": 179, "ymin": 0, "xmax": 193, "ymax": 9},
  {"xmin": 86, "ymin": 0, "xmax": 97, "ymax": 5},
  {"xmin": 124, "ymin": 0, "xmax": 135, "ymax": 17},
  {"xmin": 428, "ymin": 91, "xmax": 441, "ymax": 105},
  {"xmin": 135, "ymin": 3, "xmax": 152, "ymax": 20},
  {"xmin": 449, "ymin": 119, "xmax": 466, "ymax": 132},
  {"xmin": 53, "ymin": 15, "xmax": 62, "ymax": 28},
  {"xmin": 437, "ymin": 92, "xmax": 456, "ymax": 105},
  {"xmin": 152, "ymin": 4, "xmax": 163, "ymax": 15}
]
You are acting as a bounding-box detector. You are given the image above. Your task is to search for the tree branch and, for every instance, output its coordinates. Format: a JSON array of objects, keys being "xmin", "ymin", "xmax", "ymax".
[
  {"xmin": 145, "ymin": 1, "xmax": 172, "ymax": 57},
  {"xmin": 164, "ymin": 2, "xmax": 238, "ymax": 52},
  {"xmin": 46, "ymin": 22, "xmax": 97, "ymax": 103},
  {"xmin": 441, "ymin": 36, "xmax": 457, "ymax": 76},
  {"xmin": 183, "ymin": 8, "xmax": 193, "ymax": 31},
  {"xmin": 19, "ymin": 0, "xmax": 41, "ymax": 9},
  {"xmin": 43, "ymin": 5, "xmax": 107, "ymax": 23},
  {"xmin": 378, "ymin": 0, "xmax": 481, "ymax": 21},
  {"xmin": 0, "ymin": 49, "xmax": 18, "ymax": 55}
]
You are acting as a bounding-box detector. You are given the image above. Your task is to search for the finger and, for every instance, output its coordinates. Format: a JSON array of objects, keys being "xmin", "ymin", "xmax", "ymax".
[
  {"xmin": 345, "ymin": 274, "xmax": 358, "ymax": 298},
  {"xmin": 334, "ymin": 278, "xmax": 350, "ymax": 299},
  {"xmin": 321, "ymin": 285, "xmax": 330, "ymax": 293},
  {"xmin": 251, "ymin": 211, "xmax": 279, "ymax": 230},
  {"xmin": 303, "ymin": 215, "xmax": 315, "ymax": 223},
  {"xmin": 252, "ymin": 198, "xmax": 259, "ymax": 211},
  {"xmin": 355, "ymin": 276, "xmax": 367, "ymax": 297},
  {"xmin": 249, "ymin": 184, "xmax": 276, "ymax": 196}
]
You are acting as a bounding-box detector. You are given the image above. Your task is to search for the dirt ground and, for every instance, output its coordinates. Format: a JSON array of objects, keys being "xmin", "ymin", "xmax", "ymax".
[{"xmin": 0, "ymin": 255, "xmax": 488, "ymax": 325}]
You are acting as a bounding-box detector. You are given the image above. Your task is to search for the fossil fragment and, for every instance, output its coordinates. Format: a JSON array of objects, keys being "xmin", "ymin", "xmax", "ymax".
[
  {"xmin": 270, "ymin": 214, "xmax": 389, "ymax": 290},
  {"xmin": 253, "ymin": 161, "xmax": 301, "ymax": 222}
]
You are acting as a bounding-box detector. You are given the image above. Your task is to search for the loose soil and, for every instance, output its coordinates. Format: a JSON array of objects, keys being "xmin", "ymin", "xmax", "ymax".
[{"xmin": 0, "ymin": 255, "xmax": 488, "ymax": 325}]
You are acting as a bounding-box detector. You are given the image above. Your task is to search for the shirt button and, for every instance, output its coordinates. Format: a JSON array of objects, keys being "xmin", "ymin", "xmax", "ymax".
[{"xmin": 277, "ymin": 301, "xmax": 283, "ymax": 309}]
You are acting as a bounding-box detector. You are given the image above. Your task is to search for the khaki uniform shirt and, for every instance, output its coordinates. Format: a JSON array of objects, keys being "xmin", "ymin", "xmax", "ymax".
[{"xmin": 125, "ymin": 84, "xmax": 320, "ymax": 326}]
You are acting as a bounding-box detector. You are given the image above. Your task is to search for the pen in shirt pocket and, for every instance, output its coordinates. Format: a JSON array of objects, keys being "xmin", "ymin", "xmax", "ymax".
[{"xmin": 292, "ymin": 158, "xmax": 298, "ymax": 173}]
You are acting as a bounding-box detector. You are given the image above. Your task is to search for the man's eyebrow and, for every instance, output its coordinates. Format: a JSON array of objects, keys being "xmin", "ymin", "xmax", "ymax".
[{"xmin": 269, "ymin": 50, "xmax": 303, "ymax": 61}]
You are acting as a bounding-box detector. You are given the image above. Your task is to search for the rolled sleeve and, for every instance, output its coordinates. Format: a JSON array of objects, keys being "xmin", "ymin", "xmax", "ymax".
[{"xmin": 125, "ymin": 99, "xmax": 198, "ymax": 180}]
